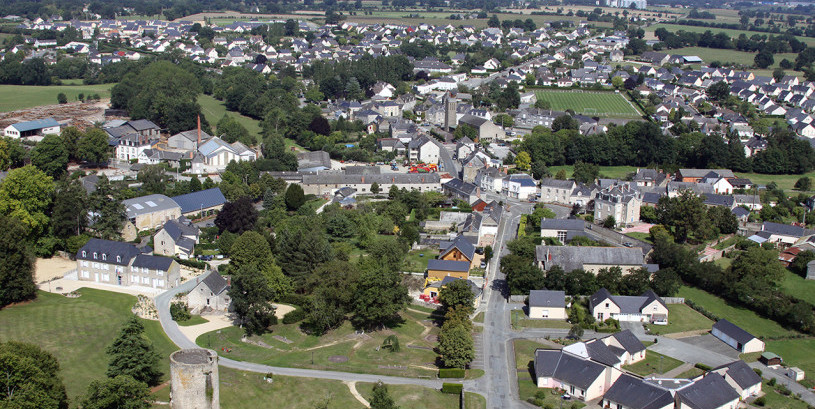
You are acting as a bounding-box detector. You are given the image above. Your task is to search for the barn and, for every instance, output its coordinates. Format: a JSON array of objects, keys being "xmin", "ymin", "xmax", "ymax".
[{"xmin": 711, "ymin": 319, "xmax": 765, "ymax": 354}]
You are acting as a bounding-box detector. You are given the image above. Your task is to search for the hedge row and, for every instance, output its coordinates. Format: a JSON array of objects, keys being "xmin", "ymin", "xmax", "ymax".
[
  {"xmin": 441, "ymin": 383, "xmax": 463, "ymax": 394},
  {"xmin": 439, "ymin": 368, "xmax": 465, "ymax": 378}
]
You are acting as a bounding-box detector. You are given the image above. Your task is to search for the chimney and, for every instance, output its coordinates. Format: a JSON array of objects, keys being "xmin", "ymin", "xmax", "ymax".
[
  {"xmin": 197, "ymin": 114, "xmax": 201, "ymax": 146},
  {"xmin": 362, "ymin": 176, "xmax": 365, "ymax": 183}
]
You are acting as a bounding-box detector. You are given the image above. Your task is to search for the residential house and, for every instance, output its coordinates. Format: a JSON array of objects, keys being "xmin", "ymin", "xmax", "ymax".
[
  {"xmin": 458, "ymin": 115, "xmax": 503, "ymax": 143},
  {"xmin": 539, "ymin": 178, "xmax": 576, "ymax": 204},
  {"xmin": 534, "ymin": 349, "xmax": 622, "ymax": 401},
  {"xmin": 421, "ymin": 276, "xmax": 481, "ymax": 307},
  {"xmin": 594, "ymin": 183, "xmax": 642, "ymax": 227},
  {"xmin": 122, "ymin": 194, "xmax": 182, "ymax": 232},
  {"xmin": 540, "ymin": 218, "xmax": 586, "ymax": 243},
  {"xmin": 589, "ymin": 288, "xmax": 668, "ymax": 324},
  {"xmin": 408, "ymin": 136, "xmax": 441, "ymax": 164},
  {"xmin": 502, "ymin": 173, "xmax": 537, "ymax": 200},
  {"xmin": 187, "ymin": 271, "xmax": 231, "ymax": 314},
  {"xmin": 300, "ymin": 172, "xmax": 441, "ymax": 196},
  {"xmin": 528, "ymin": 290, "xmax": 566, "ymax": 319},
  {"xmin": 710, "ymin": 360, "xmax": 762, "ymax": 400},
  {"xmin": 193, "ymin": 137, "xmax": 256, "ymax": 173},
  {"xmin": 600, "ymin": 375, "xmax": 674, "ymax": 409},
  {"xmin": 676, "ymin": 373, "xmax": 740, "ymax": 409},
  {"xmin": 711, "ymin": 319, "xmax": 765, "ymax": 353},
  {"xmin": 442, "ymin": 178, "xmax": 479, "ymax": 204},
  {"xmin": 758, "ymin": 221, "xmax": 815, "ymax": 246},
  {"xmin": 76, "ymin": 239, "xmax": 180, "ymax": 290},
  {"xmin": 153, "ymin": 217, "xmax": 199, "ymax": 259},
  {"xmin": 536, "ymin": 246, "xmax": 647, "ymax": 274},
  {"xmin": 676, "ymin": 169, "xmax": 736, "ymax": 183}
]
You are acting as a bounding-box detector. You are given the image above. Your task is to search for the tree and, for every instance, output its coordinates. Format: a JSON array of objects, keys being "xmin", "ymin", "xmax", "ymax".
[
  {"xmin": 136, "ymin": 165, "xmax": 169, "ymax": 195},
  {"xmin": 568, "ymin": 324, "xmax": 584, "ymax": 339},
  {"xmin": 773, "ymin": 68, "xmax": 786, "ymax": 83},
  {"xmin": 493, "ymin": 113, "xmax": 514, "ymax": 128},
  {"xmin": 81, "ymin": 375, "xmax": 151, "ymax": 409},
  {"xmin": 31, "ymin": 134, "xmax": 69, "ymax": 178},
  {"xmin": 229, "ymin": 263, "xmax": 279, "ymax": 335},
  {"xmin": 488, "ymin": 14, "xmax": 500, "ymax": 28},
  {"xmin": 351, "ymin": 268, "xmax": 410, "ymax": 330},
  {"xmin": 370, "ymin": 182, "xmax": 380, "ymax": 194},
  {"xmin": 0, "ymin": 165, "xmax": 54, "ymax": 237},
  {"xmin": 437, "ymin": 322, "xmax": 475, "ymax": 369},
  {"xmin": 552, "ymin": 114, "xmax": 578, "ymax": 132},
  {"xmin": 754, "ymin": 51, "xmax": 774, "ymax": 68},
  {"xmin": 229, "ymin": 231, "xmax": 273, "ymax": 268},
  {"xmin": 217, "ymin": 115, "xmax": 251, "ymax": 145},
  {"xmin": 77, "ymin": 128, "xmax": 110, "ymax": 164},
  {"xmin": 106, "ymin": 316, "xmax": 162, "ymax": 386},
  {"xmin": 0, "ymin": 217, "xmax": 36, "ymax": 308},
  {"xmin": 790, "ymin": 250, "xmax": 815, "ymax": 277},
  {"xmin": 651, "ymin": 268, "xmax": 681, "ymax": 296},
  {"xmin": 51, "ymin": 179, "xmax": 89, "ymax": 238},
  {"xmin": 611, "ymin": 76, "xmax": 624, "ymax": 89},
  {"xmin": 0, "ymin": 341, "xmax": 68, "ymax": 409},
  {"xmin": 57, "ymin": 92, "xmax": 67, "ymax": 104},
  {"xmin": 572, "ymin": 161, "xmax": 599, "ymax": 184},
  {"xmin": 656, "ymin": 191, "xmax": 709, "ymax": 243},
  {"xmin": 275, "ymin": 220, "xmax": 334, "ymax": 288},
  {"xmin": 285, "ymin": 183, "xmax": 306, "ymax": 211},
  {"xmin": 88, "ymin": 175, "xmax": 125, "ymax": 240},
  {"xmin": 514, "ymin": 151, "xmax": 531, "ymax": 171},
  {"xmin": 602, "ymin": 215, "xmax": 616, "ymax": 229},
  {"xmin": 438, "ymin": 279, "xmax": 475, "ymax": 313},
  {"xmin": 795, "ymin": 177, "xmax": 812, "ymax": 191},
  {"xmin": 707, "ymin": 81, "xmax": 730, "ymax": 101},
  {"xmin": 370, "ymin": 381, "xmax": 399, "ymax": 409},
  {"xmin": 214, "ymin": 196, "xmax": 258, "ymax": 234}
]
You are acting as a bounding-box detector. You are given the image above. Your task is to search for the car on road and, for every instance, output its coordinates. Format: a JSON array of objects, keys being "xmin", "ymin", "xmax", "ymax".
[
  {"xmin": 623, "ymin": 242, "xmax": 634, "ymax": 247},
  {"xmin": 480, "ymin": 261, "xmax": 486, "ymax": 268},
  {"xmin": 197, "ymin": 255, "xmax": 213, "ymax": 261}
]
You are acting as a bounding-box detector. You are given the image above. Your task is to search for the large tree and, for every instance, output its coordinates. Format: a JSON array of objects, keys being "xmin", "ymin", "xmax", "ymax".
[
  {"xmin": 89, "ymin": 175, "xmax": 126, "ymax": 240},
  {"xmin": 284, "ymin": 183, "xmax": 306, "ymax": 211},
  {"xmin": 656, "ymin": 190, "xmax": 709, "ymax": 243},
  {"xmin": 77, "ymin": 128, "xmax": 110, "ymax": 165},
  {"xmin": 81, "ymin": 375, "xmax": 151, "ymax": 409},
  {"xmin": 31, "ymin": 134, "xmax": 69, "ymax": 178},
  {"xmin": 0, "ymin": 341, "xmax": 68, "ymax": 409},
  {"xmin": 214, "ymin": 196, "xmax": 258, "ymax": 234},
  {"xmin": 0, "ymin": 217, "xmax": 36, "ymax": 308},
  {"xmin": 351, "ymin": 268, "xmax": 410, "ymax": 330},
  {"xmin": 51, "ymin": 179, "xmax": 89, "ymax": 238},
  {"xmin": 369, "ymin": 381, "xmax": 399, "ymax": 409},
  {"xmin": 106, "ymin": 316, "xmax": 163, "ymax": 386},
  {"xmin": 437, "ymin": 321, "xmax": 475, "ymax": 369},
  {"xmin": 229, "ymin": 263, "xmax": 279, "ymax": 335},
  {"xmin": 0, "ymin": 165, "xmax": 54, "ymax": 237},
  {"xmin": 275, "ymin": 220, "xmax": 334, "ymax": 288},
  {"xmin": 438, "ymin": 279, "xmax": 475, "ymax": 313}
]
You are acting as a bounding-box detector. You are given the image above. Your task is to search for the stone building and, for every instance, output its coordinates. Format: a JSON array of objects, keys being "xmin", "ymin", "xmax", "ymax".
[
  {"xmin": 76, "ymin": 239, "xmax": 180, "ymax": 290},
  {"xmin": 123, "ymin": 194, "xmax": 182, "ymax": 232},
  {"xmin": 170, "ymin": 349, "xmax": 219, "ymax": 409}
]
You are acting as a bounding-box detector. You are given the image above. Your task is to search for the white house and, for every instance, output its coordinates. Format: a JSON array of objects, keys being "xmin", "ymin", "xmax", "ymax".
[
  {"xmin": 711, "ymin": 360, "xmax": 762, "ymax": 400},
  {"xmin": 711, "ymin": 319, "xmax": 765, "ymax": 353},
  {"xmin": 192, "ymin": 137, "xmax": 256, "ymax": 174},
  {"xmin": 528, "ymin": 290, "xmax": 566, "ymax": 319},
  {"xmin": 501, "ymin": 173, "xmax": 537, "ymax": 200}
]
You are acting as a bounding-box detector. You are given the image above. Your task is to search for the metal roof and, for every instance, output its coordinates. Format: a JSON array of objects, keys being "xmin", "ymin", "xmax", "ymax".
[
  {"xmin": 9, "ymin": 118, "xmax": 59, "ymax": 132},
  {"xmin": 171, "ymin": 188, "xmax": 226, "ymax": 214},
  {"xmin": 713, "ymin": 319, "xmax": 758, "ymax": 345},
  {"xmin": 123, "ymin": 194, "xmax": 180, "ymax": 218}
]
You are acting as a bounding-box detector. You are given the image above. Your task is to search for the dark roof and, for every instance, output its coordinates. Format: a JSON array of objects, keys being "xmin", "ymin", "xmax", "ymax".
[
  {"xmin": 713, "ymin": 360, "xmax": 761, "ymax": 390},
  {"xmin": 443, "ymin": 178, "xmax": 478, "ymax": 197},
  {"xmin": 603, "ymin": 374, "xmax": 675, "ymax": 409},
  {"xmin": 77, "ymin": 239, "xmax": 141, "ymax": 266},
  {"xmin": 677, "ymin": 374, "xmax": 740, "ymax": 409},
  {"xmin": 536, "ymin": 246, "xmax": 644, "ymax": 272},
  {"xmin": 171, "ymin": 188, "xmax": 227, "ymax": 214},
  {"xmin": 608, "ymin": 330, "xmax": 646, "ymax": 354},
  {"xmin": 590, "ymin": 288, "xmax": 615, "ymax": 310},
  {"xmin": 589, "ymin": 289, "xmax": 665, "ymax": 315},
  {"xmin": 529, "ymin": 290, "xmax": 565, "ymax": 308},
  {"xmin": 534, "ymin": 349, "xmax": 606, "ymax": 389},
  {"xmin": 427, "ymin": 259, "xmax": 470, "ymax": 272},
  {"xmin": 131, "ymin": 254, "xmax": 175, "ymax": 271},
  {"xmin": 441, "ymin": 235, "xmax": 476, "ymax": 261},
  {"xmin": 540, "ymin": 218, "xmax": 584, "ymax": 231},
  {"xmin": 713, "ymin": 319, "xmax": 757, "ymax": 345},
  {"xmin": 762, "ymin": 221, "xmax": 814, "ymax": 238},
  {"xmin": 128, "ymin": 119, "xmax": 160, "ymax": 131},
  {"xmin": 585, "ymin": 340, "xmax": 622, "ymax": 366},
  {"xmin": 732, "ymin": 207, "xmax": 750, "ymax": 218},
  {"xmin": 200, "ymin": 271, "xmax": 229, "ymax": 295}
]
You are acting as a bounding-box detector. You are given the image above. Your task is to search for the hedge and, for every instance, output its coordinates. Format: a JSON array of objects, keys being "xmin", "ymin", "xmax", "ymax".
[
  {"xmin": 439, "ymin": 368, "xmax": 465, "ymax": 378},
  {"xmin": 174, "ymin": 257, "xmax": 208, "ymax": 270},
  {"xmin": 441, "ymin": 383, "xmax": 463, "ymax": 394},
  {"xmin": 278, "ymin": 293, "xmax": 309, "ymax": 308},
  {"xmin": 694, "ymin": 363, "xmax": 712, "ymax": 371},
  {"xmin": 282, "ymin": 308, "xmax": 307, "ymax": 324}
]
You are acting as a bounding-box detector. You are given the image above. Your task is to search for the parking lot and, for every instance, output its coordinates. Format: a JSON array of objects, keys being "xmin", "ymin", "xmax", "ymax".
[{"xmin": 678, "ymin": 334, "xmax": 742, "ymax": 360}]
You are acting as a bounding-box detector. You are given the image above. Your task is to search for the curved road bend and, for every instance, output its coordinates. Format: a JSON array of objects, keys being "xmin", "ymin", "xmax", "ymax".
[{"xmin": 155, "ymin": 274, "xmax": 454, "ymax": 389}]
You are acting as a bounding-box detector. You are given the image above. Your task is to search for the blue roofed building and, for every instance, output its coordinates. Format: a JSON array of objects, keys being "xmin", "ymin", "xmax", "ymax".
[
  {"xmin": 171, "ymin": 187, "xmax": 227, "ymax": 217},
  {"xmin": 502, "ymin": 173, "xmax": 537, "ymax": 200},
  {"xmin": 3, "ymin": 118, "xmax": 61, "ymax": 138}
]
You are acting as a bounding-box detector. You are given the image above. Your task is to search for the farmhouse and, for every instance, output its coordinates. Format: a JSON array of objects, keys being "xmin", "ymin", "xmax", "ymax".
[
  {"xmin": 589, "ymin": 288, "xmax": 668, "ymax": 324},
  {"xmin": 76, "ymin": 239, "xmax": 180, "ymax": 290},
  {"xmin": 528, "ymin": 290, "xmax": 566, "ymax": 319},
  {"xmin": 3, "ymin": 118, "xmax": 61, "ymax": 138},
  {"xmin": 711, "ymin": 319, "xmax": 765, "ymax": 353}
]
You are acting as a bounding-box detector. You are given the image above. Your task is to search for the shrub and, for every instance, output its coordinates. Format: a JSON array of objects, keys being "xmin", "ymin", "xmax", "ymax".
[
  {"xmin": 694, "ymin": 363, "xmax": 712, "ymax": 371},
  {"xmin": 173, "ymin": 257, "xmax": 208, "ymax": 270},
  {"xmin": 777, "ymin": 384, "xmax": 791, "ymax": 396},
  {"xmin": 768, "ymin": 378, "xmax": 777, "ymax": 386},
  {"xmin": 441, "ymin": 383, "xmax": 463, "ymax": 394},
  {"xmin": 439, "ymin": 368, "xmax": 465, "ymax": 378},
  {"xmin": 754, "ymin": 368, "xmax": 762, "ymax": 377},
  {"xmin": 754, "ymin": 396, "xmax": 766, "ymax": 406},
  {"xmin": 170, "ymin": 302, "xmax": 191, "ymax": 322},
  {"xmin": 278, "ymin": 293, "xmax": 309, "ymax": 307},
  {"xmin": 282, "ymin": 308, "xmax": 307, "ymax": 324}
]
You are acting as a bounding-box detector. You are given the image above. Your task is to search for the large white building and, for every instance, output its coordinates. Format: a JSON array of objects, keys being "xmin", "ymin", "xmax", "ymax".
[
  {"xmin": 3, "ymin": 118, "xmax": 61, "ymax": 138},
  {"xmin": 192, "ymin": 137, "xmax": 256, "ymax": 174}
]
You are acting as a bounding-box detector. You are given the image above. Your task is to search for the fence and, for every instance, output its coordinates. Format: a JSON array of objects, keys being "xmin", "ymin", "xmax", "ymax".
[{"xmin": 662, "ymin": 297, "xmax": 685, "ymax": 304}]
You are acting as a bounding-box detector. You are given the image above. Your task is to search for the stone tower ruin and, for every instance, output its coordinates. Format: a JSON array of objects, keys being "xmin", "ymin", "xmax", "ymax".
[{"xmin": 170, "ymin": 348, "xmax": 219, "ymax": 409}]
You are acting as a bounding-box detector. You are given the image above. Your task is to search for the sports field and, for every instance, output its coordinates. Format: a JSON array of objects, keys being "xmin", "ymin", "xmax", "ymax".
[
  {"xmin": 0, "ymin": 83, "xmax": 114, "ymax": 112},
  {"xmin": 534, "ymin": 90, "xmax": 641, "ymax": 118}
]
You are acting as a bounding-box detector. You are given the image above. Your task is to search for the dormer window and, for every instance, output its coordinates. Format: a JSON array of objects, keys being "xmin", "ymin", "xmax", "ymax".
[
  {"xmin": 116, "ymin": 256, "xmax": 121, "ymax": 263},
  {"xmin": 93, "ymin": 252, "xmax": 97, "ymax": 259},
  {"xmin": 82, "ymin": 251, "xmax": 87, "ymax": 257},
  {"xmin": 102, "ymin": 254, "xmax": 107, "ymax": 261}
]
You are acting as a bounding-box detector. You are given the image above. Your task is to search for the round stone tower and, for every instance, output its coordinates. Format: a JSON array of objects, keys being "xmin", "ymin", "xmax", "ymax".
[{"xmin": 170, "ymin": 348, "xmax": 219, "ymax": 409}]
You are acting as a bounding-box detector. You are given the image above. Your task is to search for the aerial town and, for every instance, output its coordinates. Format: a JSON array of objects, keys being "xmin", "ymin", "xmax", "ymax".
[{"xmin": 3, "ymin": 0, "xmax": 815, "ymax": 408}]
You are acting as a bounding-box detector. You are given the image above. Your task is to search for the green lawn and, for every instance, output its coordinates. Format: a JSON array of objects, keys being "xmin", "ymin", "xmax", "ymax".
[
  {"xmin": 764, "ymin": 338, "xmax": 815, "ymax": 389},
  {"xmin": 758, "ymin": 380, "xmax": 812, "ymax": 409},
  {"xmin": 473, "ymin": 312, "xmax": 484, "ymax": 323},
  {"xmin": 646, "ymin": 23, "xmax": 815, "ymax": 47},
  {"xmin": 735, "ymin": 170, "xmax": 815, "ymax": 191},
  {"xmin": 0, "ymin": 289, "xmax": 178, "ymax": 406},
  {"xmin": 197, "ymin": 94, "xmax": 266, "ymax": 145},
  {"xmin": 625, "ymin": 232, "xmax": 653, "ymax": 244},
  {"xmin": 198, "ymin": 308, "xmax": 441, "ymax": 378},
  {"xmin": 514, "ymin": 339, "xmax": 554, "ymax": 372},
  {"xmin": 713, "ymin": 257, "xmax": 732, "ymax": 269},
  {"xmin": 677, "ymin": 367, "xmax": 704, "ymax": 379},
  {"xmin": 669, "ymin": 46, "xmax": 799, "ymax": 69},
  {"xmin": 779, "ymin": 271, "xmax": 815, "ymax": 306},
  {"xmin": 464, "ymin": 392, "xmax": 487, "ymax": 409},
  {"xmin": 677, "ymin": 286, "xmax": 799, "ymax": 338},
  {"xmin": 519, "ymin": 383, "xmax": 586, "ymax": 409},
  {"xmin": 511, "ymin": 310, "xmax": 571, "ymax": 330},
  {"xmin": 404, "ymin": 249, "xmax": 433, "ymax": 273},
  {"xmin": 533, "ymin": 90, "xmax": 641, "ymax": 118},
  {"xmin": 356, "ymin": 383, "xmax": 460, "ymax": 409},
  {"xmin": 547, "ymin": 165, "xmax": 638, "ymax": 180},
  {"xmin": 622, "ymin": 350, "xmax": 683, "ymax": 376},
  {"xmin": 0, "ymin": 83, "xmax": 115, "ymax": 112},
  {"xmin": 646, "ymin": 303, "xmax": 713, "ymax": 335},
  {"xmin": 177, "ymin": 314, "xmax": 209, "ymax": 326},
  {"xmin": 219, "ymin": 367, "xmax": 365, "ymax": 409}
]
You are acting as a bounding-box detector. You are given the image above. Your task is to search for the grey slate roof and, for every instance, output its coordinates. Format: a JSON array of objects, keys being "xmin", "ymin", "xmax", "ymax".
[
  {"xmin": 603, "ymin": 374, "xmax": 675, "ymax": 409},
  {"xmin": 441, "ymin": 235, "xmax": 476, "ymax": 261},
  {"xmin": 171, "ymin": 188, "xmax": 227, "ymax": 214},
  {"xmin": 540, "ymin": 218, "xmax": 584, "ymax": 231},
  {"xmin": 540, "ymin": 178, "xmax": 576, "ymax": 189},
  {"xmin": 677, "ymin": 374, "xmax": 740, "ymax": 409},
  {"xmin": 713, "ymin": 360, "xmax": 761, "ymax": 390},
  {"xmin": 302, "ymin": 172, "xmax": 440, "ymax": 185},
  {"xmin": 77, "ymin": 238, "xmax": 141, "ymax": 266},
  {"xmin": 128, "ymin": 119, "xmax": 160, "ymax": 131},
  {"xmin": 529, "ymin": 290, "xmax": 565, "ymax": 308},
  {"xmin": 201, "ymin": 271, "xmax": 229, "ymax": 295},
  {"xmin": 762, "ymin": 221, "xmax": 815, "ymax": 238},
  {"xmin": 590, "ymin": 289, "xmax": 666, "ymax": 315},
  {"xmin": 427, "ymin": 259, "xmax": 470, "ymax": 272},
  {"xmin": 536, "ymin": 246, "xmax": 644, "ymax": 272},
  {"xmin": 534, "ymin": 349, "xmax": 606, "ymax": 389},
  {"xmin": 713, "ymin": 319, "xmax": 758, "ymax": 345},
  {"xmin": 443, "ymin": 178, "xmax": 478, "ymax": 197},
  {"xmin": 608, "ymin": 330, "xmax": 646, "ymax": 354},
  {"xmin": 584, "ymin": 340, "xmax": 622, "ymax": 367},
  {"xmin": 131, "ymin": 254, "xmax": 175, "ymax": 271},
  {"xmin": 123, "ymin": 194, "xmax": 180, "ymax": 218}
]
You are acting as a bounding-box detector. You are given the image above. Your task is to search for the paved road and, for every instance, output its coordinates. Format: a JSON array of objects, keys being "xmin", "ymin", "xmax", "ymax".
[
  {"xmin": 749, "ymin": 362, "xmax": 815, "ymax": 406},
  {"xmin": 621, "ymin": 322, "xmax": 735, "ymax": 367}
]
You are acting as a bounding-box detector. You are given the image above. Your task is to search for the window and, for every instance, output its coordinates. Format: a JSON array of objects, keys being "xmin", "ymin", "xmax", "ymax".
[
  {"xmin": 102, "ymin": 254, "xmax": 106, "ymax": 261},
  {"xmin": 81, "ymin": 261, "xmax": 88, "ymax": 267},
  {"xmin": 116, "ymin": 255, "xmax": 121, "ymax": 263},
  {"xmin": 93, "ymin": 252, "xmax": 97, "ymax": 259},
  {"xmin": 605, "ymin": 302, "xmax": 609, "ymax": 308},
  {"xmin": 81, "ymin": 270, "xmax": 89, "ymax": 278},
  {"xmin": 82, "ymin": 251, "xmax": 86, "ymax": 257},
  {"xmin": 557, "ymin": 231, "xmax": 567, "ymax": 242},
  {"xmin": 101, "ymin": 273, "xmax": 110, "ymax": 281}
]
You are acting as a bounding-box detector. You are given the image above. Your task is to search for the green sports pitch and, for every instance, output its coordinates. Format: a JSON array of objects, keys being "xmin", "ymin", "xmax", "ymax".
[{"xmin": 534, "ymin": 90, "xmax": 641, "ymax": 118}]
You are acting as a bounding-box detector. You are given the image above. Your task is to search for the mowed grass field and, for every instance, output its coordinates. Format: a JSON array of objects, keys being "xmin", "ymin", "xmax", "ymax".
[
  {"xmin": 646, "ymin": 23, "xmax": 815, "ymax": 47},
  {"xmin": 0, "ymin": 289, "xmax": 178, "ymax": 406},
  {"xmin": 646, "ymin": 303, "xmax": 713, "ymax": 335},
  {"xmin": 533, "ymin": 90, "xmax": 641, "ymax": 118},
  {"xmin": 0, "ymin": 83, "xmax": 114, "ymax": 112},
  {"xmin": 677, "ymin": 286, "xmax": 799, "ymax": 338},
  {"xmin": 197, "ymin": 94, "xmax": 263, "ymax": 141},
  {"xmin": 669, "ymin": 46, "xmax": 798, "ymax": 68}
]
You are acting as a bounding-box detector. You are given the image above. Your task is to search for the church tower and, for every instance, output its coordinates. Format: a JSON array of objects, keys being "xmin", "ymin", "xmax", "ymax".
[{"xmin": 444, "ymin": 91, "xmax": 457, "ymax": 132}]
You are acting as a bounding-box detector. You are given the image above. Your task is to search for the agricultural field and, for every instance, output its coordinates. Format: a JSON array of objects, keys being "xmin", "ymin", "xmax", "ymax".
[
  {"xmin": 668, "ymin": 46, "xmax": 798, "ymax": 69},
  {"xmin": 645, "ymin": 23, "xmax": 815, "ymax": 47},
  {"xmin": 779, "ymin": 271, "xmax": 815, "ymax": 309},
  {"xmin": 645, "ymin": 303, "xmax": 713, "ymax": 335},
  {"xmin": 735, "ymin": 170, "xmax": 815, "ymax": 191},
  {"xmin": 0, "ymin": 83, "xmax": 114, "ymax": 113},
  {"xmin": 533, "ymin": 90, "xmax": 641, "ymax": 118},
  {"xmin": 197, "ymin": 307, "xmax": 451, "ymax": 379},
  {"xmin": 676, "ymin": 286, "xmax": 799, "ymax": 338},
  {"xmin": 0, "ymin": 289, "xmax": 177, "ymax": 406}
]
